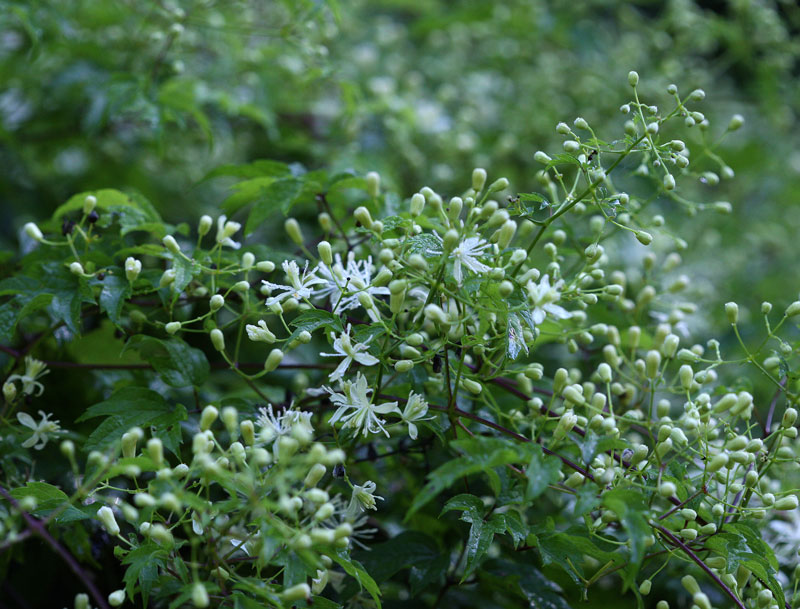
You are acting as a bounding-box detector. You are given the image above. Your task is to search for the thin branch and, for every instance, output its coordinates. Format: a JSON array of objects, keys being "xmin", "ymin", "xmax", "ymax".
[
  {"xmin": 0, "ymin": 485, "xmax": 110, "ymax": 609},
  {"xmin": 653, "ymin": 523, "xmax": 745, "ymax": 609}
]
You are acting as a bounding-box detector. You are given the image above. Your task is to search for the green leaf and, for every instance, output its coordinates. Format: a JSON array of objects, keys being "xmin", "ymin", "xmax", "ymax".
[
  {"xmin": 406, "ymin": 233, "xmax": 443, "ymax": 258},
  {"xmin": 408, "ymin": 437, "xmax": 522, "ymax": 516},
  {"xmin": 332, "ymin": 550, "xmax": 382, "ymax": 609},
  {"xmin": 204, "ymin": 159, "xmax": 291, "ymax": 182},
  {"xmin": 288, "ymin": 309, "xmax": 343, "ymax": 342},
  {"xmin": 172, "ymin": 255, "xmax": 200, "ymax": 294},
  {"xmin": 507, "ymin": 312, "xmax": 528, "ymax": 360},
  {"xmin": 54, "ymin": 189, "xmax": 165, "ymax": 237},
  {"xmin": 504, "ymin": 510, "xmax": 527, "ymax": 548},
  {"xmin": 485, "ymin": 560, "xmax": 572, "ymax": 609},
  {"xmin": 124, "ymin": 335, "xmax": 209, "ymax": 388},
  {"xmin": 534, "ymin": 529, "xmax": 619, "ymax": 586},
  {"xmin": 602, "ymin": 488, "xmax": 650, "ymax": 589},
  {"xmin": 354, "ymin": 531, "xmax": 441, "ymax": 585},
  {"xmin": 77, "ymin": 386, "xmax": 187, "ymax": 454},
  {"xmin": 523, "ymin": 443, "xmax": 562, "ymax": 502},
  {"xmin": 245, "ymin": 177, "xmax": 304, "ymax": 234},
  {"xmin": 121, "ymin": 542, "xmax": 168, "ymax": 605},
  {"xmin": 96, "ymin": 272, "xmax": 131, "ymax": 325},
  {"xmin": 10, "ymin": 482, "xmax": 94, "ymax": 523}
]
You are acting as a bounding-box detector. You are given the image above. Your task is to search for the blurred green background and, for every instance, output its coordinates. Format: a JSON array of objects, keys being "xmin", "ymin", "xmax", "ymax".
[{"xmin": 1, "ymin": 0, "xmax": 798, "ymax": 341}]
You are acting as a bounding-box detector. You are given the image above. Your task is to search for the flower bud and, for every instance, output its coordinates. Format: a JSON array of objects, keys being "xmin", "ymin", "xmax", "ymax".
[
  {"xmin": 264, "ymin": 348, "xmax": 284, "ymax": 372},
  {"xmin": 663, "ymin": 174, "xmax": 676, "ymax": 191},
  {"xmin": 488, "ymin": 177, "xmax": 509, "ymax": 193},
  {"xmin": 775, "ymin": 495, "xmax": 798, "ymax": 510},
  {"xmin": 108, "ymin": 590, "xmax": 125, "ymax": 606},
  {"xmin": 282, "ymin": 583, "xmax": 311, "ymax": 601},
  {"xmin": 240, "ymin": 420, "xmax": 255, "ymax": 445},
  {"xmin": 410, "ymin": 193, "xmax": 426, "ymax": 216},
  {"xmin": 471, "ymin": 168, "xmax": 487, "ymax": 191},
  {"xmin": 221, "ymin": 406, "xmax": 238, "ymax": 436},
  {"xmin": 661, "ymin": 334, "xmax": 679, "ymax": 358},
  {"xmin": 707, "ymin": 453, "xmax": 728, "ymax": 472},
  {"xmin": 284, "ymin": 218, "xmax": 303, "ymax": 244},
  {"xmin": 83, "ymin": 195, "xmax": 97, "ymax": 215},
  {"xmin": 443, "ymin": 229, "xmax": 460, "ymax": 252},
  {"xmin": 782, "ymin": 407, "xmax": 797, "ymax": 428},
  {"xmin": 256, "ymin": 260, "xmax": 275, "ymax": 273},
  {"xmin": 241, "ymin": 252, "xmax": 255, "ymax": 269},
  {"xmin": 210, "ymin": 329, "xmax": 225, "ymax": 351},
  {"xmin": 192, "ymin": 583, "xmax": 209, "ymax": 608},
  {"xmin": 97, "ymin": 506, "xmax": 120, "ymax": 537},
  {"xmin": 210, "ymin": 294, "xmax": 224, "ymax": 311},
  {"xmin": 366, "ymin": 171, "xmax": 380, "ymax": 197},
  {"xmin": 3, "ymin": 381, "xmax": 17, "ymax": 403},
  {"xmin": 24, "ymin": 222, "xmax": 44, "ymax": 241},
  {"xmin": 165, "ymin": 321, "xmax": 181, "ymax": 334},
  {"xmin": 497, "ymin": 220, "xmax": 517, "ymax": 249},
  {"xmin": 462, "ymin": 378, "xmax": 482, "ymax": 395},
  {"xmin": 645, "ymin": 350, "xmax": 661, "ymax": 379},
  {"xmin": 628, "ymin": 70, "xmax": 639, "ymax": 87},
  {"xmin": 121, "ymin": 429, "xmax": 141, "ymax": 458},
  {"xmin": 728, "ymin": 114, "xmax": 744, "ymax": 131},
  {"xmin": 198, "ymin": 215, "xmax": 213, "ymax": 237},
  {"xmin": 162, "ymin": 235, "xmax": 181, "ymax": 255},
  {"xmin": 658, "ymin": 481, "xmax": 676, "ymax": 498},
  {"xmin": 317, "ymin": 241, "xmax": 333, "ymax": 266},
  {"xmin": 124, "ymin": 257, "xmax": 142, "ymax": 282},
  {"xmin": 70, "ymin": 262, "xmax": 85, "ymax": 276},
  {"xmin": 725, "ymin": 302, "xmax": 739, "ymax": 324},
  {"xmin": 233, "ymin": 280, "xmax": 249, "ymax": 292},
  {"xmin": 638, "ymin": 580, "xmax": 651, "ymax": 595},
  {"xmin": 354, "ymin": 206, "xmax": 373, "ymax": 230},
  {"xmin": 394, "ymin": 359, "xmax": 414, "ymax": 373},
  {"xmin": 534, "ymin": 151, "xmax": 552, "ymax": 164},
  {"xmin": 305, "ymin": 463, "xmax": 326, "ymax": 488},
  {"xmin": 635, "ymin": 230, "xmax": 653, "ymax": 245},
  {"xmin": 785, "ymin": 301, "xmax": 800, "ymax": 317}
]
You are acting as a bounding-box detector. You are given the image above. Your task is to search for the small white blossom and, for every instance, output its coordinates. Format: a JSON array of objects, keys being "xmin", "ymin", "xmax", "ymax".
[
  {"xmin": 315, "ymin": 253, "xmax": 390, "ymax": 318},
  {"xmin": 324, "ymin": 373, "xmax": 399, "ymax": 437},
  {"xmin": 245, "ymin": 319, "xmax": 276, "ymax": 343},
  {"xmin": 215, "ymin": 215, "xmax": 242, "ymax": 249},
  {"xmin": 401, "ymin": 392, "xmax": 432, "ymax": 440},
  {"xmin": 428, "ymin": 232, "xmax": 491, "ymax": 284},
  {"xmin": 526, "ymin": 274, "xmax": 571, "ymax": 324},
  {"xmin": 256, "ymin": 404, "xmax": 313, "ymax": 443},
  {"xmin": 7, "ymin": 356, "xmax": 49, "ymax": 396},
  {"xmin": 346, "ymin": 480, "xmax": 383, "ymax": 518},
  {"xmin": 320, "ymin": 324, "xmax": 380, "ymax": 382},
  {"xmin": 17, "ymin": 410, "xmax": 62, "ymax": 450},
  {"xmin": 262, "ymin": 260, "xmax": 325, "ymax": 307}
]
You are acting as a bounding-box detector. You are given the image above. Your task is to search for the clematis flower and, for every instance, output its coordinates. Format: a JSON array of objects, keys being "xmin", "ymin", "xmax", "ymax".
[
  {"xmin": 526, "ymin": 274, "xmax": 571, "ymax": 325},
  {"xmin": 320, "ymin": 324, "xmax": 380, "ymax": 382},
  {"xmin": 323, "ymin": 373, "xmax": 399, "ymax": 437},
  {"xmin": 215, "ymin": 215, "xmax": 242, "ymax": 249},
  {"xmin": 17, "ymin": 410, "xmax": 62, "ymax": 450},
  {"xmin": 346, "ymin": 480, "xmax": 383, "ymax": 518},
  {"xmin": 400, "ymin": 392, "xmax": 432, "ymax": 440},
  {"xmin": 7, "ymin": 356, "xmax": 49, "ymax": 396},
  {"xmin": 262, "ymin": 260, "xmax": 325, "ymax": 307},
  {"xmin": 245, "ymin": 319, "xmax": 276, "ymax": 343},
  {"xmin": 315, "ymin": 253, "xmax": 390, "ymax": 316},
  {"xmin": 428, "ymin": 232, "xmax": 491, "ymax": 284}
]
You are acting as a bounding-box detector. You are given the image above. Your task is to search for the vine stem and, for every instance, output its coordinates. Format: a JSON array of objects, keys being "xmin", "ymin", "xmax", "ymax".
[
  {"xmin": 653, "ymin": 522, "xmax": 746, "ymax": 609},
  {"xmin": 0, "ymin": 484, "xmax": 111, "ymax": 609}
]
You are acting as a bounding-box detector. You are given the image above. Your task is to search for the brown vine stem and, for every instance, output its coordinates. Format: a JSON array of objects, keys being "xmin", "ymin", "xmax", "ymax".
[
  {"xmin": 653, "ymin": 523, "xmax": 745, "ymax": 609},
  {"xmin": 0, "ymin": 484, "xmax": 110, "ymax": 609}
]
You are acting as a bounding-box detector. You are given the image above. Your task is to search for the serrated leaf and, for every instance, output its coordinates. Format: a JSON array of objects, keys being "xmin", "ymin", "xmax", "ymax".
[
  {"xmin": 523, "ymin": 443, "xmax": 562, "ymax": 502},
  {"xmin": 121, "ymin": 542, "xmax": 168, "ymax": 605},
  {"xmin": 602, "ymin": 488, "xmax": 650, "ymax": 589},
  {"xmin": 507, "ymin": 312, "xmax": 528, "ymax": 360},
  {"xmin": 10, "ymin": 482, "xmax": 94, "ymax": 523},
  {"xmin": 504, "ymin": 510, "xmax": 527, "ymax": 548},
  {"xmin": 331, "ymin": 550, "xmax": 382, "ymax": 609},
  {"xmin": 245, "ymin": 177, "xmax": 304, "ymax": 234},
  {"xmin": 77, "ymin": 386, "xmax": 187, "ymax": 453},
  {"xmin": 353, "ymin": 531, "xmax": 441, "ymax": 585},
  {"xmin": 96, "ymin": 272, "xmax": 131, "ymax": 325},
  {"xmin": 408, "ymin": 437, "xmax": 523, "ymax": 516},
  {"xmin": 124, "ymin": 335, "xmax": 209, "ymax": 388},
  {"xmin": 406, "ymin": 233, "xmax": 443, "ymax": 258}
]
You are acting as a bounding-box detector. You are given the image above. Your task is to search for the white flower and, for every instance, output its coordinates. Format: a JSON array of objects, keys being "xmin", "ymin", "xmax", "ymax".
[
  {"xmin": 324, "ymin": 373, "xmax": 399, "ymax": 437},
  {"xmin": 526, "ymin": 274, "xmax": 571, "ymax": 325},
  {"xmin": 315, "ymin": 253, "xmax": 390, "ymax": 317},
  {"xmin": 400, "ymin": 392, "xmax": 432, "ymax": 440},
  {"xmin": 17, "ymin": 410, "xmax": 62, "ymax": 450},
  {"xmin": 215, "ymin": 215, "xmax": 242, "ymax": 249},
  {"xmin": 256, "ymin": 404, "xmax": 313, "ymax": 443},
  {"xmin": 346, "ymin": 480, "xmax": 383, "ymax": 518},
  {"xmin": 262, "ymin": 260, "xmax": 325, "ymax": 307},
  {"xmin": 320, "ymin": 324, "xmax": 380, "ymax": 382},
  {"xmin": 7, "ymin": 356, "xmax": 49, "ymax": 396},
  {"xmin": 245, "ymin": 319, "xmax": 276, "ymax": 343},
  {"xmin": 428, "ymin": 232, "xmax": 491, "ymax": 284}
]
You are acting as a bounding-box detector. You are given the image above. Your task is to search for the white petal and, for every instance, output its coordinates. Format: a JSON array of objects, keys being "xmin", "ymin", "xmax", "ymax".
[
  {"xmin": 16, "ymin": 412, "xmax": 36, "ymax": 430},
  {"xmin": 545, "ymin": 304, "xmax": 571, "ymax": 319},
  {"xmin": 531, "ymin": 308, "xmax": 546, "ymax": 325}
]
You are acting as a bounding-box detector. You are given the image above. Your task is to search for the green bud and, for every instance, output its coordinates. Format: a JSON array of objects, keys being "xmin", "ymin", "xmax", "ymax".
[
  {"xmin": 108, "ymin": 590, "xmax": 126, "ymax": 607},
  {"xmin": 462, "ymin": 378, "xmax": 482, "ymax": 395},
  {"xmin": 785, "ymin": 301, "xmax": 800, "ymax": 317},
  {"xmin": 264, "ymin": 348, "xmax": 284, "ymax": 372},
  {"xmin": 645, "ymin": 350, "xmax": 661, "ymax": 379},
  {"xmin": 724, "ymin": 301, "xmax": 739, "ymax": 324},
  {"xmin": 317, "ymin": 241, "xmax": 333, "ymax": 266},
  {"xmin": 210, "ymin": 329, "xmax": 225, "ymax": 351},
  {"xmin": 284, "ymin": 218, "xmax": 304, "ymax": 244},
  {"xmin": 707, "ymin": 453, "xmax": 728, "ymax": 472},
  {"xmin": 210, "ymin": 294, "xmax": 225, "ymax": 311},
  {"xmin": 24, "ymin": 222, "xmax": 44, "ymax": 241},
  {"xmin": 365, "ymin": 171, "xmax": 380, "ymax": 197},
  {"xmin": 663, "ymin": 174, "xmax": 676, "ymax": 190},
  {"xmin": 354, "ymin": 206, "xmax": 373, "ymax": 229},
  {"xmin": 256, "ymin": 260, "xmax": 275, "ymax": 273},
  {"xmin": 628, "ymin": 71, "xmax": 639, "ymax": 87},
  {"xmin": 534, "ymin": 151, "xmax": 552, "ymax": 164},
  {"xmin": 162, "ymin": 235, "xmax": 181, "ymax": 255},
  {"xmin": 638, "ymin": 580, "xmax": 651, "ymax": 595},
  {"xmin": 775, "ymin": 495, "xmax": 799, "ymax": 511},
  {"xmin": 394, "ymin": 359, "xmax": 414, "ymax": 373}
]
